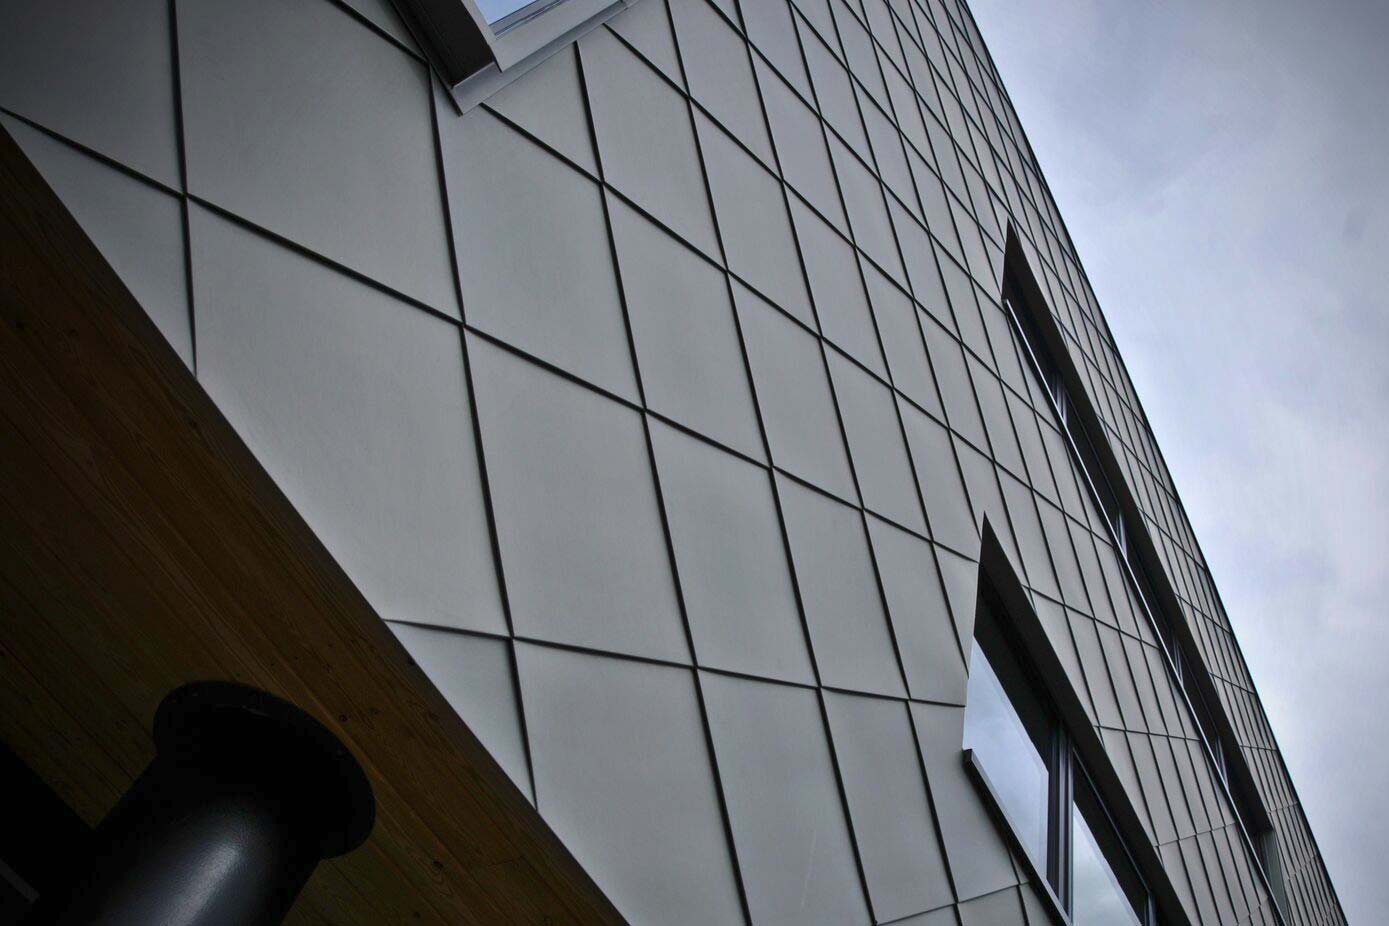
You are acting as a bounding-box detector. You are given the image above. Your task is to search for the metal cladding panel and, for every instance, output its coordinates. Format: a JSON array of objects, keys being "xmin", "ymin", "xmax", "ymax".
[
  {"xmin": 824, "ymin": 691, "xmax": 954, "ymax": 919},
  {"xmin": 866, "ymin": 514, "xmax": 967, "ymax": 705},
  {"xmin": 581, "ymin": 26, "xmax": 720, "ymax": 258},
  {"xmin": 485, "ymin": 45, "xmax": 598, "ymax": 174},
  {"xmin": 702, "ymin": 672, "xmax": 872, "ymax": 926},
  {"xmin": 650, "ymin": 421, "xmax": 815, "ymax": 685},
  {"xmin": 777, "ymin": 473, "xmax": 906, "ymax": 699},
  {"xmin": 0, "ymin": 0, "xmax": 180, "ymax": 187},
  {"xmin": 0, "ymin": 114, "xmax": 191, "ymax": 368},
  {"xmin": 179, "ymin": 0, "xmax": 458, "ymax": 315},
  {"xmin": 0, "ymin": 0, "xmax": 1343, "ymax": 922},
  {"xmin": 445, "ymin": 105, "xmax": 639, "ymax": 399},
  {"xmin": 468, "ymin": 334, "xmax": 689, "ymax": 662},
  {"xmin": 794, "ymin": 199, "xmax": 885, "ymax": 375},
  {"xmin": 516, "ymin": 644, "xmax": 745, "ymax": 926},
  {"xmin": 827, "ymin": 350, "xmax": 922, "ymax": 531},
  {"xmin": 188, "ymin": 203, "xmax": 507, "ymax": 637},
  {"xmin": 609, "ymin": 196, "xmax": 765, "ymax": 458}
]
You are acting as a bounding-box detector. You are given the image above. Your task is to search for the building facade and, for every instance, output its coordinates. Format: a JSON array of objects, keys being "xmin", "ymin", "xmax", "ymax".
[{"xmin": 0, "ymin": 0, "xmax": 1345, "ymax": 923}]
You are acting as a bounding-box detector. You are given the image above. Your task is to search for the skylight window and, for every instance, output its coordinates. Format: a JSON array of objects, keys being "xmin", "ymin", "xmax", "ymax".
[
  {"xmin": 392, "ymin": 0, "xmax": 622, "ymax": 92},
  {"xmin": 477, "ymin": 0, "xmax": 558, "ymax": 29}
]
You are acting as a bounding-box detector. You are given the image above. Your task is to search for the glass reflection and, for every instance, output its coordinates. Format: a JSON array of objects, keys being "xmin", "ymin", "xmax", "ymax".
[
  {"xmin": 476, "ymin": 0, "xmax": 545, "ymax": 25},
  {"xmin": 1072, "ymin": 788, "xmax": 1143, "ymax": 925},
  {"xmin": 963, "ymin": 642, "xmax": 1049, "ymax": 866}
]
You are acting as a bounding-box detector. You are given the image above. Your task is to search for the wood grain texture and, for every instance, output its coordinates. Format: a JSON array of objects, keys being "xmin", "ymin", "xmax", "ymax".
[{"xmin": 0, "ymin": 120, "xmax": 625, "ymax": 926}]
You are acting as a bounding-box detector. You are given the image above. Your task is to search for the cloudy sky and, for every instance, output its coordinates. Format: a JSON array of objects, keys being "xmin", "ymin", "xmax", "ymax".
[{"xmin": 967, "ymin": 0, "xmax": 1388, "ymax": 919}]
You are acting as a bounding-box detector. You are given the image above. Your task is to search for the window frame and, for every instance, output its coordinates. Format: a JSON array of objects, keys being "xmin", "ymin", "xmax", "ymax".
[
  {"xmin": 965, "ymin": 584, "xmax": 1158, "ymax": 926},
  {"xmin": 1070, "ymin": 761, "xmax": 1153, "ymax": 923},
  {"xmin": 389, "ymin": 0, "xmax": 630, "ymax": 106},
  {"xmin": 965, "ymin": 602, "xmax": 1056, "ymax": 866}
]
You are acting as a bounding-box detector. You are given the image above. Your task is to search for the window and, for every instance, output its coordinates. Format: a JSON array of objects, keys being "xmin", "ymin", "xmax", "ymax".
[
  {"xmin": 1010, "ymin": 295, "xmax": 1130, "ymax": 558},
  {"xmin": 965, "ymin": 603, "xmax": 1156, "ymax": 925},
  {"xmin": 1072, "ymin": 772, "xmax": 1148, "ymax": 924},
  {"xmin": 476, "ymin": 0, "xmax": 544, "ymax": 26},
  {"xmin": 392, "ymin": 0, "xmax": 624, "ymax": 92},
  {"xmin": 1001, "ymin": 257, "xmax": 1292, "ymax": 919},
  {"xmin": 1257, "ymin": 829, "xmax": 1292, "ymax": 915},
  {"xmin": 963, "ymin": 619, "xmax": 1050, "ymax": 864}
]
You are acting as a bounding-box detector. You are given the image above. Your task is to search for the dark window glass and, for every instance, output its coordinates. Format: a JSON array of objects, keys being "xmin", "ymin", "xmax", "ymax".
[
  {"xmin": 964, "ymin": 618, "xmax": 1050, "ymax": 865},
  {"xmin": 964, "ymin": 601, "xmax": 1157, "ymax": 923},
  {"xmin": 1069, "ymin": 416, "xmax": 1124, "ymax": 544},
  {"xmin": 1259, "ymin": 829, "xmax": 1291, "ymax": 914},
  {"xmin": 1072, "ymin": 775, "xmax": 1146, "ymax": 924}
]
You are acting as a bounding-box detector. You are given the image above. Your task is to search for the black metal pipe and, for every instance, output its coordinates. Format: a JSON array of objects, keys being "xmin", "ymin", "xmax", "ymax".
[{"xmin": 25, "ymin": 682, "xmax": 374, "ymax": 926}]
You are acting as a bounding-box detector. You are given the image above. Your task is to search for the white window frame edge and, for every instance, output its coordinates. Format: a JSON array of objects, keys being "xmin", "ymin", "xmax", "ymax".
[{"xmin": 391, "ymin": 0, "xmax": 637, "ymax": 113}]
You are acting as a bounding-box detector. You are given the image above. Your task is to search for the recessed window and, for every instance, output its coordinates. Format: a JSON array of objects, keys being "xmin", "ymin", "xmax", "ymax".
[
  {"xmin": 1005, "ymin": 277, "xmax": 1294, "ymax": 921},
  {"xmin": 964, "ymin": 604, "xmax": 1154, "ymax": 924},
  {"xmin": 476, "ymin": 0, "xmax": 531, "ymax": 23},
  {"xmin": 479, "ymin": 0, "xmax": 555, "ymax": 29},
  {"xmin": 963, "ymin": 615, "xmax": 1050, "ymax": 865},
  {"xmin": 1072, "ymin": 773, "xmax": 1146, "ymax": 924},
  {"xmin": 393, "ymin": 0, "xmax": 622, "ymax": 91},
  {"xmin": 1001, "ymin": 270, "xmax": 1289, "ymax": 912},
  {"xmin": 1257, "ymin": 829, "xmax": 1292, "ymax": 915}
]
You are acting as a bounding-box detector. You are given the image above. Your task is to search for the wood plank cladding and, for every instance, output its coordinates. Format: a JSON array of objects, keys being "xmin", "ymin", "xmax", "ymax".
[{"xmin": 0, "ymin": 121, "xmax": 624, "ymax": 926}]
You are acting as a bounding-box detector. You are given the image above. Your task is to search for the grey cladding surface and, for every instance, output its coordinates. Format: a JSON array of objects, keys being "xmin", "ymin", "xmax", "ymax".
[
  {"xmin": 901, "ymin": 402, "xmax": 979, "ymax": 555},
  {"xmin": 862, "ymin": 99, "xmax": 917, "ymax": 224},
  {"xmin": 867, "ymin": 515, "xmax": 968, "ymax": 704},
  {"xmin": 651, "ymin": 422, "xmax": 815, "ymax": 685},
  {"xmin": 741, "ymin": 0, "xmax": 811, "ymax": 97},
  {"xmin": 609, "ymin": 195, "xmax": 763, "ymax": 458},
  {"xmin": 736, "ymin": 283, "xmax": 857, "ymax": 500},
  {"xmin": 698, "ymin": 112, "xmax": 814, "ymax": 325},
  {"xmin": 670, "ymin": 0, "xmax": 774, "ymax": 166},
  {"xmin": 865, "ymin": 261, "xmax": 945, "ymax": 419},
  {"xmin": 824, "ymin": 691, "xmax": 955, "ymax": 920},
  {"xmin": 189, "ymin": 205, "xmax": 505, "ymax": 636},
  {"xmin": 793, "ymin": 199, "xmax": 886, "ymax": 375},
  {"xmin": 911, "ymin": 702, "xmax": 1020, "ymax": 902},
  {"xmin": 0, "ymin": 0, "xmax": 180, "ymax": 186},
  {"xmin": 828, "ymin": 350, "xmax": 926, "ymax": 533},
  {"xmin": 338, "ymin": 0, "xmax": 416, "ymax": 47},
  {"xmin": 468, "ymin": 336, "xmax": 688, "ymax": 663},
  {"xmin": 702, "ymin": 673, "xmax": 872, "ymax": 926},
  {"xmin": 179, "ymin": 0, "xmax": 456, "ymax": 314},
  {"xmin": 759, "ymin": 63, "xmax": 848, "ymax": 230},
  {"xmin": 447, "ymin": 107, "xmax": 638, "ymax": 401},
  {"xmin": 485, "ymin": 47, "xmax": 598, "ymax": 174},
  {"xmin": 580, "ymin": 27, "xmax": 719, "ymax": 258},
  {"xmin": 921, "ymin": 315, "xmax": 989, "ymax": 449},
  {"xmin": 800, "ymin": 23, "xmax": 870, "ymax": 159},
  {"xmin": 607, "ymin": 0, "xmax": 682, "ymax": 81},
  {"xmin": 832, "ymin": 150, "xmax": 901, "ymax": 289},
  {"xmin": 959, "ymin": 887, "xmax": 1026, "ymax": 926},
  {"xmin": 777, "ymin": 475, "xmax": 906, "ymax": 698},
  {"xmin": 518, "ymin": 645, "xmax": 744, "ymax": 926}
]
